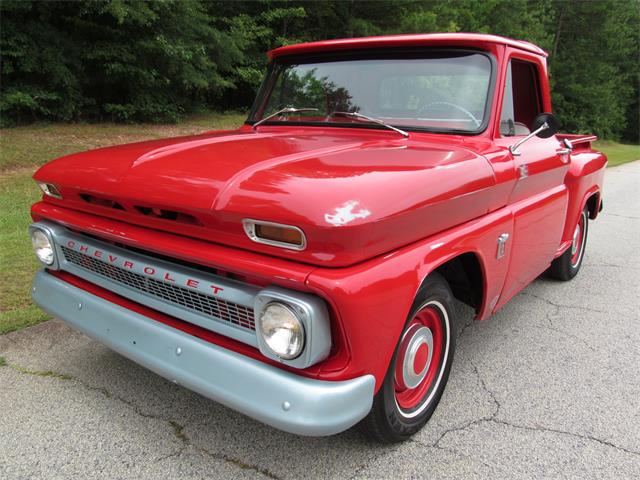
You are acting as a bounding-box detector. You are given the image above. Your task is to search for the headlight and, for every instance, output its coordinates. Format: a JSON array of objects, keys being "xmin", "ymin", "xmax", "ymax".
[
  {"xmin": 31, "ymin": 229, "xmax": 55, "ymax": 265},
  {"xmin": 258, "ymin": 302, "xmax": 305, "ymax": 359}
]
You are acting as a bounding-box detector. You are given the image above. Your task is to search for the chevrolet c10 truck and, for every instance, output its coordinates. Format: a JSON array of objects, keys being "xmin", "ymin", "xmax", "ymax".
[{"xmin": 29, "ymin": 33, "xmax": 606, "ymax": 442}]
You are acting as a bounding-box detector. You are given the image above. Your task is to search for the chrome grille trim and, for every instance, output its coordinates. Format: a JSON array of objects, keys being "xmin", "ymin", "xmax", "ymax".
[
  {"xmin": 31, "ymin": 220, "xmax": 334, "ymax": 369},
  {"xmin": 37, "ymin": 221, "xmax": 261, "ymax": 348},
  {"xmin": 61, "ymin": 246, "xmax": 255, "ymax": 330}
]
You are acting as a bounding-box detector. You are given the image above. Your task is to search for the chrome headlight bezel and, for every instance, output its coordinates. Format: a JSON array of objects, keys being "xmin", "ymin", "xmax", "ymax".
[
  {"xmin": 28, "ymin": 224, "xmax": 60, "ymax": 270},
  {"xmin": 254, "ymin": 287, "xmax": 331, "ymax": 369}
]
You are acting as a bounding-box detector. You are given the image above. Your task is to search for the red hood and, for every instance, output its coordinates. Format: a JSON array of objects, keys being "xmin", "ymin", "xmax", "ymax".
[{"xmin": 34, "ymin": 127, "xmax": 496, "ymax": 266}]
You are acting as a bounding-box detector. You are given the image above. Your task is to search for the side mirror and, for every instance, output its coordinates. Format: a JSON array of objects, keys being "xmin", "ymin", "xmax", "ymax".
[
  {"xmin": 531, "ymin": 112, "xmax": 560, "ymax": 138},
  {"xmin": 509, "ymin": 112, "xmax": 560, "ymax": 156}
]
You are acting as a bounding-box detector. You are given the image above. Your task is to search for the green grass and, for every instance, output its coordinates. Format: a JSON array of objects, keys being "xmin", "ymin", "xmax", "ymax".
[
  {"xmin": 0, "ymin": 114, "xmax": 637, "ymax": 335},
  {"xmin": 0, "ymin": 111, "xmax": 245, "ymax": 335},
  {"xmin": 0, "ymin": 111, "xmax": 246, "ymax": 171},
  {"xmin": 594, "ymin": 141, "xmax": 640, "ymax": 167},
  {"xmin": 0, "ymin": 173, "xmax": 50, "ymax": 333}
]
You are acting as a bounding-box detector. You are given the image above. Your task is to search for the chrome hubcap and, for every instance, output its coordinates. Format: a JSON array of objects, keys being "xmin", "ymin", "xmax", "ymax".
[
  {"xmin": 397, "ymin": 325, "xmax": 434, "ymax": 389},
  {"xmin": 571, "ymin": 223, "xmax": 581, "ymax": 255}
]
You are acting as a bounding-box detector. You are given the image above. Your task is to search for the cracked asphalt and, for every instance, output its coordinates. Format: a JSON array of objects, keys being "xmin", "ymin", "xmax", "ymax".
[{"xmin": 1, "ymin": 161, "xmax": 639, "ymax": 479}]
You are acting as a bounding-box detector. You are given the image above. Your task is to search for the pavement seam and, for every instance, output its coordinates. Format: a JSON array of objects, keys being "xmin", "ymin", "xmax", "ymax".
[
  {"xmin": 603, "ymin": 213, "xmax": 640, "ymax": 220},
  {"xmin": 346, "ymin": 444, "xmax": 403, "ymax": 480},
  {"xmin": 542, "ymin": 305, "xmax": 597, "ymax": 352},
  {"xmin": 429, "ymin": 359, "xmax": 501, "ymax": 450},
  {"xmin": 1, "ymin": 357, "xmax": 282, "ymax": 479},
  {"xmin": 583, "ymin": 262, "xmax": 628, "ymax": 268},
  {"xmin": 432, "ymin": 360, "xmax": 640, "ymax": 458},
  {"xmin": 157, "ymin": 419, "xmax": 282, "ymax": 479},
  {"xmin": 485, "ymin": 418, "xmax": 640, "ymax": 457},
  {"xmin": 520, "ymin": 291, "xmax": 609, "ymax": 315}
]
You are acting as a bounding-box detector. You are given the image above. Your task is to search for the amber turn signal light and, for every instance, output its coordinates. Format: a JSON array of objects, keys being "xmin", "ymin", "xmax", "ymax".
[
  {"xmin": 242, "ymin": 219, "xmax": 306, "ymax": 251},
  {"xmin": 37, "ymin": 182, "xmax": 63, "ymax": 199}
]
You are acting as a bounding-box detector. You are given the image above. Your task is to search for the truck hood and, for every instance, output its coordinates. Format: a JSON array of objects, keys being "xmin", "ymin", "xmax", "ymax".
[{"xmin": 34, "ymin": 127, "xmax": 496, "ymax": 266}]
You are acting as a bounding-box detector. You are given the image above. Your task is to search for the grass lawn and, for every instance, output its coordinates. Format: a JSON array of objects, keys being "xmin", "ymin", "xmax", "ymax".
[
  {"xmin": 593, "ymin": 141, "xmax": 640, "ymax": 167},
  {"xmin": 0, "ymin": 115, "xmax": 638, "ymax": 335},
  {"xmin": 0, "ymin": 112, "xmax": 245, "ymax": 334}
]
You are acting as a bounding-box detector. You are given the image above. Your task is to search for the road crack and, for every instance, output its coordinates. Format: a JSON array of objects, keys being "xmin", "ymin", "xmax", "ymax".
[
  {"xmin": 430, "ymin": 360, "xmax": 640, "ymax": 458},
  {"xmin": 2, "ymin": 357, "xmax": 282, "ymax": 478},
  {"xmin": 429, "ymin": 360, "xmax": 500, "ymax": 450},
  {"xmin": 1, "ymin": 357, "xmax": 73, "ymax": 380},
  {"xmin": 603, "ymin": 213, "xmax": 640, "ymax": 220},
  {"xmin": 521, "ymin": 292, "xmax": 608, "ymax": 315},
  {"xmin": 487, "ymin": 418, "xmax": 640, "ymax": 457}
]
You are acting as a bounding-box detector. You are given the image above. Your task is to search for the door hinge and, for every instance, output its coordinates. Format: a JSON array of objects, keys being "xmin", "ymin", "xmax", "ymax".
[{"xmin": 496, "ymin": 233, "xmax": 509, "ymax": 259}]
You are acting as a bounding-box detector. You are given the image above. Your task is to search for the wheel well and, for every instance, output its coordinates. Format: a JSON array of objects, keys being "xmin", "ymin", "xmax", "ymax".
[
  {"xmin": 434, "ymin": 253, "xmax": 484, "ymax": 313},
  {"xmin": 586, "ymin": 192, "xmax": 600, "ymax": 219}
]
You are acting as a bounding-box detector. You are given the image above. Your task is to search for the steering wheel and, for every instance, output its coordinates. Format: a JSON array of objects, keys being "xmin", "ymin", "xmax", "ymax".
[{"xmin": 418, "ymin": 101, "xmax": 481, "ymax": 128}]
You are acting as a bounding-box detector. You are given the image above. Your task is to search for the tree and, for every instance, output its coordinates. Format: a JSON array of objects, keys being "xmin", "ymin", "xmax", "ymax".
[{"xmin": 1, "ymin": 0, "xmax": 638, "ymax": 140}]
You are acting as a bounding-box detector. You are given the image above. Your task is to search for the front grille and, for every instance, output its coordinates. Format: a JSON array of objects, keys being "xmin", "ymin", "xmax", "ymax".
[{"xmin": 60, "ymin": 246, "xmax": 255, "ymax": 330}]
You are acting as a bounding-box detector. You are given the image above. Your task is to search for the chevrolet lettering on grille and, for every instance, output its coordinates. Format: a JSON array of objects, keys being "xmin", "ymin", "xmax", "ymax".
[
  {"xmin": 64, "ymin": 240, "xmax": 226, "ymax": 295},
  {"xmin": 41, "ymin": 223, "xmax": 261, "ymax": 345}
]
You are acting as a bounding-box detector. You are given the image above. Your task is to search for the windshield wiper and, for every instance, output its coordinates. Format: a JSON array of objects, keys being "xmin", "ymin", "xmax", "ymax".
[
  {"xmin": 252, "ymin": 107, "xmax": 318, "ymax": 130},
  {"xmin": 332, "ymin": 111, "xmax": 409, "ymax": 138}
]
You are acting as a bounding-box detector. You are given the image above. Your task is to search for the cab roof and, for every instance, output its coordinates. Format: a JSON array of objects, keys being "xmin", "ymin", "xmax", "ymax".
[{"xmin": 268, "ymin": 33, "xmax": 547, "ymax": 60}]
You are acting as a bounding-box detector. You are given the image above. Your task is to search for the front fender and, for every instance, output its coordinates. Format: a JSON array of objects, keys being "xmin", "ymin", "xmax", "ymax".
[{"xmin": 307, "ymin": 207, "xmax": 513, "ymax": 392}]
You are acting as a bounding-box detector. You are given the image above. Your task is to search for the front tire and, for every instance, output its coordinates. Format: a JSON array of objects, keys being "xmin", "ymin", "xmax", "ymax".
[
  {"xmin": 362, "ymin": 273, "xmax": 457, "ymax": 443},
  {"xmin": 548, "ymin": 206, "xmax": 589, "ymax": 281}
]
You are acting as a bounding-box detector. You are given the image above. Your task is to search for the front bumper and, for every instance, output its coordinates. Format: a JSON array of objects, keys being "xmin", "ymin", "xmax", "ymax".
[{"xmin": 32, "ymin": 270, "xmax": 375, "ymax": 436}]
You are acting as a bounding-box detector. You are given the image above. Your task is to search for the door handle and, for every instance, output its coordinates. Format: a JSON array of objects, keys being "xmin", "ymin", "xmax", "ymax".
[{"xmin": 556, "ymin": 148, "xmax": 571, "ymax": 163}]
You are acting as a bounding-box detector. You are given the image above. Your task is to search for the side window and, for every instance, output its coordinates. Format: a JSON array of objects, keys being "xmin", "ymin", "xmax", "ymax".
[{"xmin": 500, "ymin": 59, "xmax": 542, "ymax": 136}]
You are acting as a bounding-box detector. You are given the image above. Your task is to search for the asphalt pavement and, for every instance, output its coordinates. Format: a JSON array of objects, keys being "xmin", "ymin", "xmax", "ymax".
[{"xmin": 1, "ymin": 161, "xmax": 639, "ymax": 479}]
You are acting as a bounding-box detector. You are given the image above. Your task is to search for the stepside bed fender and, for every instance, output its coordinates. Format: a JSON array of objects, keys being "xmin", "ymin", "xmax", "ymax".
[{"xmin": 558, "ymin": 143, "xmax": 607, "ymax": 250}]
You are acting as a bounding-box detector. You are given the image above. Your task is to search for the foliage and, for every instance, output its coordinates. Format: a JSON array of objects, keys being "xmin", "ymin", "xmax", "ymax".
[
  {"xmin": 0, "ymin": 0, "xmax": 638, "ymax": 140},
  {"xmin": 1, "ymin": 0, "xmax": 242, "ymax": 124}
]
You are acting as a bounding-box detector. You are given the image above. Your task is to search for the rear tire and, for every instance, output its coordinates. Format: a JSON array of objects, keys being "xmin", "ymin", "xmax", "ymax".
[
  {"xmin": 361, "ymin": 273, "xmax": 457, "ymax": 443},
  {"xmin": 548, "ymin": 206, "xmax": 589, "ymax": 281}
]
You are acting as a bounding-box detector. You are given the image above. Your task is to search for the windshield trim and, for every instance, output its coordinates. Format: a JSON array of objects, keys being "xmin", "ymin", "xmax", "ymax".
[{"xmin": 246, "ymin": 48, "xmax": 497, "ymax": 136}]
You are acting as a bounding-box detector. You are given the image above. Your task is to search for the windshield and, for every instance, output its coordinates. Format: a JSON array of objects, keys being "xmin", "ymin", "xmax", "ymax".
[{"xmin": 249, "ymin": 51, "xmax": 493, "ymax": 134}]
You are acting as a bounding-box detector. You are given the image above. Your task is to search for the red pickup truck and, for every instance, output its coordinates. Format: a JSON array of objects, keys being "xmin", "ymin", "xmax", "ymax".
[{"xmin": 29, "ymin": 33, "xmax": 606, "ymax": 442}]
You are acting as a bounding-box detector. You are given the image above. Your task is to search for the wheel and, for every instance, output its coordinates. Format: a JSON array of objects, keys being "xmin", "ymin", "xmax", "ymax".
[
  {"xmin": 547, "ymin": 206, "xmax": 589, "ymax": 281},
  {"xmin": 362, "ymin": 273, "xmax": 457, "ymax": 443}
]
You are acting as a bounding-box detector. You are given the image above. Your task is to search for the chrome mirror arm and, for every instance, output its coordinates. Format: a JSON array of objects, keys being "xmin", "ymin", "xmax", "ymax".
[{"xmin": 509, "ymin": 122, "xmax": 549, "ymax": 156}]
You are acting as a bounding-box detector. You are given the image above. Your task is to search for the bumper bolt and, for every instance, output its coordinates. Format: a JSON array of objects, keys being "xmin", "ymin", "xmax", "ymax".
[
  {"xmin": 78, "ymin": 302, "xmax": 83, "ymax": 310},
  {"xmin": 282, "ymin": 401, "xmax": 291, "ymax": 411},
  {"xmin": 175, "ymin": 347, "xmax": 182, "ymax": 356}
]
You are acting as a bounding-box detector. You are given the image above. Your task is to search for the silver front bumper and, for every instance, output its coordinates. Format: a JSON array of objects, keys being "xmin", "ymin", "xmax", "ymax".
[{"xmin": 32, "ymin": 270, "xmax": 375, "ymax": 436}]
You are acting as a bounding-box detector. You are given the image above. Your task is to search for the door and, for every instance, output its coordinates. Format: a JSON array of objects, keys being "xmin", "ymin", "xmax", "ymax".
[{"xmin": 495, "ymin": 57, "xmax": 570, "ymax": 307}]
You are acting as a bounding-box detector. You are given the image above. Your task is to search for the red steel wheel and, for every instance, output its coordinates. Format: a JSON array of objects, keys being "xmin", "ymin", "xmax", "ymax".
[
  {"xmin": 570, "ymin": 209, "xmax": 587, "ymax": 267},
  {"xmin": 362, "ymin": 273, "xmax": 456, "ymax": 442},
  {"xmin": 548, "ymin": 205, "xmax": 589, "ymax": 281},
  {"xmin": 393, "ymin": 302, "xmax": 448, "ymax": 417}
]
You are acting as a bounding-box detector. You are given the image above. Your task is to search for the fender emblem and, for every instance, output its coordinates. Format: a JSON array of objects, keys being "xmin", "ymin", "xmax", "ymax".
[
  {"xmin": 518, "ymin": 164, "xmax": 529, "ymax": 179},
  {"xmin": 496, "ymin": 233, "xmax": 509, "ymax": 259}
]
